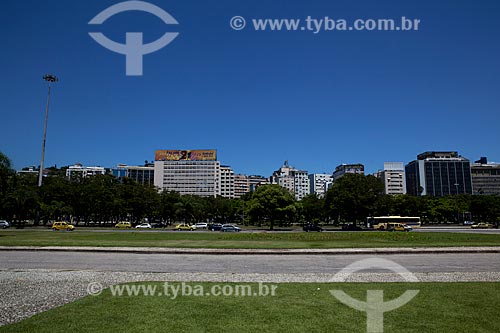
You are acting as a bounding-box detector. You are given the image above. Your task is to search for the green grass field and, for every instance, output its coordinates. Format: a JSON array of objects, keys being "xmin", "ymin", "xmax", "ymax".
[
  {"xmin": 1, "ymin": 282, "xmax": 498, "ymax": 333},
  {"xmin": 1, "ymin": 230, "xmax": 500, "ymax": 248}
]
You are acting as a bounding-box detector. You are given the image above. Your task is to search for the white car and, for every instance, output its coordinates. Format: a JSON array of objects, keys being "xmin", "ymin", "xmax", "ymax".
[
  {"xmin": 0, "ymin": 220, "xmax": 10, "ymax": 229},
  {"xmin": 135, "ymin": 223, "xmax": 152, "ymax": 229},
  {"xmin": 194, "ymin": 223, "xmax": 208, "ymax": 229}
]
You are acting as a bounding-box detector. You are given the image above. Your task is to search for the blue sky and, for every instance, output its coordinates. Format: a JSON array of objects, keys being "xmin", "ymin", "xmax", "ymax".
[{"xmin": 1, "ymin": 0, "xmax": 499, "ymax": 176}]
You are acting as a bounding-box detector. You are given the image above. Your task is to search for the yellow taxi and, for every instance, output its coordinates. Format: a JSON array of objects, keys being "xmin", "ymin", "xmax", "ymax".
[
  {"xmin": 51, "ymin": 221, "xmax": 75, "ymax": 231},
  {"xmin": 174, "ymin": 224, "xmax": 196, "ymax": 231},
  {"xmin": 389, "ymin": 223, "xmax": 412, "ymax": 232},
  {"xmin": 114, "ymin": 221, "xmax": 132, "ymax": 229}
]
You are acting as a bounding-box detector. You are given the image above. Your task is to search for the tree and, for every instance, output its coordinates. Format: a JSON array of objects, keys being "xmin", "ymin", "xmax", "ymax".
[
  {"xmin": 119, "ymin": 178, "xmax": 159, "ymax": 224},
  {"xmin": 246, "ymin": 185, "xmax": 296, "ymax": 230},
  {"xmin": 324, "ymin": 174, "xmax": 384, "ymax": 224},
  {"xmin": 3, "ymin": 173, "xmax": 39, "ymax": 225},
  {"xmin": 39, "ymin": 176, "xmax": 73, "ymax": 223},
  {"xmin": 0, "ymin": 151, "xmax": 14, "ymax": 217},
  {"xmin": 300, "ymin": 194, "xmax": 324, "ymax": 224},
  {"xmin": 159, "ymin": 191, "xmax": 182, "ymax": 224},
  {"xmin": 470, "ymin": 195, "xmax": 500, "ymax": 223}
]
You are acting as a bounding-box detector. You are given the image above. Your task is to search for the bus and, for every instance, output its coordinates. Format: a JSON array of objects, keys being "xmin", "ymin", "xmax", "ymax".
[{"xmin": 366, "ymin": 216, "xmax": 421, "ymax": 229}]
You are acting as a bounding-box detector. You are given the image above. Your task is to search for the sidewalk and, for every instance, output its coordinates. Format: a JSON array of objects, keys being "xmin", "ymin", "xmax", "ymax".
[{"xmin": 1, "ymin": 246, "xmax": 499, "ymax": 255}]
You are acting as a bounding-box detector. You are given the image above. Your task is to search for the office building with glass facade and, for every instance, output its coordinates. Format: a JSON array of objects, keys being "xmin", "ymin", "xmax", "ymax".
[{"xmin": 406, "ymin": 151, "xmax": 472, "ymax": 196}]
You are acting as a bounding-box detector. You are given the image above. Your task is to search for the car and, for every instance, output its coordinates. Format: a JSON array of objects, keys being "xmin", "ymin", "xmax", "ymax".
[
  {"xmin": 373, "ymin": 223, "xmax": 388, "ymax": 230},
  {"xmin": 402, "ymin": 225, "xmax": 413, "ymax": 232},
  {"xmin": 303, "ymin": 224, "xmax": 323, "ymax": 232},
  {"xmin": 135, "ymin": 223, "xmax": 152, "ymax": 229},
  {"xmin": 341, "ymin": 223, "xmax": 364, "ymax": 231},
  {"xmin": 195, "ymin": 223, "xmax": 208, "ymax": 229},
  {"xmin": 0, "ymin": 220, "xmax": 10, "ymax": 229},
  {"xmin": 221, "ymin": 224, "xmax": 241, "ymax": 232},
  {"xmin": 463, "ymin": 221, "xmax": 475, "ymax": 226},
  {"xmin": 373, "ymin": 222, "xmax": 411, "ymax": 232},
  {"xmin": 152, "ymin": 222, "xmax": 167, "ymax": 228},
  {"xmin": 175, "ymin": 224, "xmax": 196, "ymax": 231},
  {"xmin": 386, "ymin": 223, "xmax": 412, "ymax": 232},
  {"xmin": 209, "ymin": 223, "xmax": 223, "ymax": 231},
  {"xmin": 471, "ymin": 223, "xmax": 493, "ymax": 229},
  {"xmin": 115, "ymin": 221, "xmax": 132, "ymax": 229},
  {"xmin": 51, "ymin": 221, "xmax": 75, "ymax": 231}
]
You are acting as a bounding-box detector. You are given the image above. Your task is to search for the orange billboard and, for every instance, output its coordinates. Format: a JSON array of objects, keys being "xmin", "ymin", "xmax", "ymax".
[{"xmin": 155, "ymin": 150, "xmax": 217, "ymax": 161}]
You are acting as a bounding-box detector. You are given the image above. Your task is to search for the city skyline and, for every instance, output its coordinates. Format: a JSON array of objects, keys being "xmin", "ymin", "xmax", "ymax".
[
  {"xmin": 1, "ymin": 0, "xmax": 500, "ymax": 177},
  {"xmin": 17, "ymin": 149, "xmax": 500, "ymax": 199},
  {"xmin": 11, "ymin": 149, "xmax": 498, "ymax": 179}
]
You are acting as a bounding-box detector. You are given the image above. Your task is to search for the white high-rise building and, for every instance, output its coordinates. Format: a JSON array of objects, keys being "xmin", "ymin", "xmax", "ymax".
[
  {"xmin": 293, "ymin": 170, "xmax": 310, "ymax": 200},
  {"xmin": 309, "ymin": 173, "xmax": 333, "ymax": 197},
  {"xmin": 220, "ymin": 166, "xmax": 235, "ymax": 199},
  {"xmin": 154, "ymin": 150, "xmax": 221, "ymax": 197},
  {"xmin": 382, "ymin": 162, "xmax": 406, "ymax": 195},
  {"xmin": 271, "ymin": 161, "xmax": 309, "ymax": 200},
  {"xmin": 272, "ymin": 161, "xmax": 295, "ymax": 193}
]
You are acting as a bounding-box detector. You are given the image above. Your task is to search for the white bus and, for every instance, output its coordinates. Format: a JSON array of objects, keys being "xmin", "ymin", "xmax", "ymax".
[{"xmin": 366, "ymin": 216, "xmax": 421, "ymax": 228}]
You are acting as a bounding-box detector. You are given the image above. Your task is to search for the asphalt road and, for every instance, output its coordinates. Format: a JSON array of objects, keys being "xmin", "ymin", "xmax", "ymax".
[
  {"xmin": 1, "ymin": 251, "xmax": 500, "ymax": 274},
  {"xmin": 4, "ymin": 227, "xmax": 500, "ymax": 234}
]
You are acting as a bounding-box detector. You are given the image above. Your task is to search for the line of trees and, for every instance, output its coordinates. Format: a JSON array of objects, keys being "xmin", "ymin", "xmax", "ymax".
[{"xmin": 1, "ymin": 151, "xmax": 499, "ymax": 228}]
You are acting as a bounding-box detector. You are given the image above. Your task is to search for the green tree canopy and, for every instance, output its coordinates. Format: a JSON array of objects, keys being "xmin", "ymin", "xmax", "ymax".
[
  {"xmin": 246, "ymin": 185, "xmax": 297, "ymax": 229},
  {"xmin": 324, "ymin": 174, "xmax": 384, "ymax": 224}
]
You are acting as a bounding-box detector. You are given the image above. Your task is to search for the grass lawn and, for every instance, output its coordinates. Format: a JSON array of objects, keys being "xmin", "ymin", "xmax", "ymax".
[
  {"xmin": 1, "ymin": 282, "xmax": 498, "ymax": 332},
  {"xmin": 1, "ymin": 230, "xmax": 500, "ymax": 248}
]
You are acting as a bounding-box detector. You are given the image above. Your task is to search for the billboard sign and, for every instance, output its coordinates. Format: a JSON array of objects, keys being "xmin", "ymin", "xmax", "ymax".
[{"xmin": 155, "ymin": 150, "xmax": 217, "ymax": 161}]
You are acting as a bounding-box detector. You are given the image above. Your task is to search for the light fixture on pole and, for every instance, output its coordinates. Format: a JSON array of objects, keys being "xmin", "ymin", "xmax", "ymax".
[{"xmin": 38, "ymin": 74, "xmax": 58, "ymax": 187}]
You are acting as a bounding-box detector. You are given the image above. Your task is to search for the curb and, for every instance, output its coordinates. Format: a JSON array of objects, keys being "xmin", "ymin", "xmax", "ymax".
[{"xmin": 1, "ymin": 246, "xmax": 500, "ymax": 255}]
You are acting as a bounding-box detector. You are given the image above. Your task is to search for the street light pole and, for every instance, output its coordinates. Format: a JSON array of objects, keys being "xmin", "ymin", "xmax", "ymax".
[{"xmin": 38, "ymin": 74, "xmax": 58, "ymax": 187}]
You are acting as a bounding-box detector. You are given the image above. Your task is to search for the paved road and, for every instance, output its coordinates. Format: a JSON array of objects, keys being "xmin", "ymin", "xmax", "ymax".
[
  {"xmin": 2, "ymin": 251, "xmax": 500, "ymax": 273},
  {"xmin": 2, "ymin": 226, "xmax": 500, "ymax": 234},
  {"xmin": 414, "ymin": 227, "xmax": 500, "ymax": 234},
  {"xmin": 4, "ymin": 227, "xmax": 500, "ymax": 234}
]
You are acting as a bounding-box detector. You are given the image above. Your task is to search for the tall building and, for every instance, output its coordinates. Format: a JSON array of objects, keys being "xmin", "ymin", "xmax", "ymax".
[
  {"xmin": 220, "ymin": 166, "xmax": 235, "ymax": 199},
  {"xmin": 271, "ymin": 161, "xmax": 295, "ymax": 194},
  {"xmin": 293, "ymin": 170, "xmax": 310, "ymax": 200},
  {"xmin": 66, "ymin": 163, "xmax": 106, "ymax": 179},
  {"xmin": 154, "ymin": 150, "xmax": 221, "ymax": 197},
  {"xmin": 247, "ymin": 175, "xmax": 269, "ymax": 192},
  {"xmin": 234, "ymin": 174, "xmax": 250, "ymax": 198},
  {"xmin": 309, "ymin": 173, "xmax": 333, "ymax": 197},
  {"xmin": 332, "ymin": 163, "xmax": 364, "ymax": 182},
  {"xmin": 381, "ymin": 162, "xmax": 406, "ymax": 195},
  {"xmin": 405, "ymin": 151, "xmax": 472, "ymax": 196},
  {"xmin": 234, "ymin": 174, "xmax": 269, "ymax": 198},
  {"xmin": 271, "ymin": 161, "xmax": 309, "ymax": 200},
  {"xmin": 471, "ymin": 157, "xmax": 500, "ymax": 195},
  {"xmin": 112, "ymin": 163, "xmax": 155, "ymax": 186}
]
